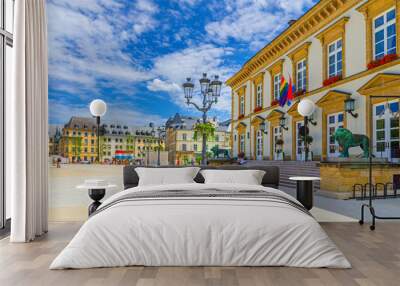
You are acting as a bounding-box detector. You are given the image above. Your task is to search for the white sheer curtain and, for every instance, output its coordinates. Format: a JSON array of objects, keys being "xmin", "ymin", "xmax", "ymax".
[{"xmin": 8, "ymin": 0, "xmax": 48, "ymax": 242}]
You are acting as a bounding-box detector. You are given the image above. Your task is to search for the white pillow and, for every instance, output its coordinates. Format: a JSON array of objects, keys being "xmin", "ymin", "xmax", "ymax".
[
  {"xmin": 135, "ymin": 167, "xmax": 200, "ymax": 186},
  {"xmin": 200, "ymin": 169, "xmax": 265, "ymax": 185}
]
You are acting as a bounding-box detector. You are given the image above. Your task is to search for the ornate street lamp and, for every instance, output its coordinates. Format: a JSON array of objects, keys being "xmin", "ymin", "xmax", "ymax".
[
  {"xmin": 149, "ymin": 123, "xmax": 166, "ymax": 166},
  {"xmin": 89, "ymin": 99, "xmax": 107, "ymax": 163},
  {"xmin": 344, "ymin": 96, "xmax": 358, "ymax": 118},
  {"xmin": 297, "ymin": 99, "xmax": 316, "ymax": 162},
  {"xmin": 182, "ymin": 73, "xmax": 222, "ymax": 165}
]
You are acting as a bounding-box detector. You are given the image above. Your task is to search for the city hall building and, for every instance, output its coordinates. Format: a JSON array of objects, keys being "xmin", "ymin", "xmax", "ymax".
[{"xmin": 227, "ymin": 0, "xmax": 400, "ymax": 165}]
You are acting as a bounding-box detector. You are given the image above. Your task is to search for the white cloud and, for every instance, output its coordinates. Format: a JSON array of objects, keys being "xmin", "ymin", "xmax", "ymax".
[
  {"xmin": 172, "ymin": 0, "xmax": 199, "ymax": 6},
  {"xmin": 150, "ymin": 44, "xmax": 234, "ymax": 113},
  {"xmin": 206, "ymin": 0, "xmax": 316, "ymax": 48},
  {"xmin": 47, "ymin": 0, "xmax": 157, "ymax": 91},
  {"xmin": 49, "ymin": 100, "xmax": 166, "ymax": 126},
  {"xmin": 147, "ymin": 79, "xmax": 181, "ymax": 93}
]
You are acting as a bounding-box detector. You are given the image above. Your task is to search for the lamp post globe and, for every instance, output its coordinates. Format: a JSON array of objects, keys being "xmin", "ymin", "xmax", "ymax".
[
  {"xmin": 297, "ymin": 99, "xmax": 316, "ymax": 162},
  {"xmin": 89, "ymin": 99, "xmax": 107, "ymax": 164},
  {"xmin": 297, "ymin": 99, "xmax": 315, "ymax": 117},
  {"xmin": 90, "ymin": 99, "xmax": 107, "ymax": 117}
]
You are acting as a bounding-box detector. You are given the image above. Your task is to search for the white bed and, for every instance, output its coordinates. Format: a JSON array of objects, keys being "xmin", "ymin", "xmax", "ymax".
[{"xmin": 50, "ymin": 183, "xmax": 351, "ymax": 269}]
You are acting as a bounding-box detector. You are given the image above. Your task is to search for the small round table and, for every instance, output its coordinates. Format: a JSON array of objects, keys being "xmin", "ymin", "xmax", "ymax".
[
  {"xmin": 289, "ymin": 176, "xmax": 320, "ymax": 210},
  {"xmin": 77, "ymin": 181, "xmax": 116, "ymax": 216}
]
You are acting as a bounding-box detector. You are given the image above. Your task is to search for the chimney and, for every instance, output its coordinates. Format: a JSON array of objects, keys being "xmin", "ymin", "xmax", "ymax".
[{"xmin": 288, "ymin": 19, "xmax": 296, "ymax": 26}]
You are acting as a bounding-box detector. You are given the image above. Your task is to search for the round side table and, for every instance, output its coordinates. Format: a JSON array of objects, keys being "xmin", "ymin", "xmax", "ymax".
[
  {"xmin": 77, "ymin": 181, "xmax": 116, "ymax": 216},
  {"xmin": 289, "ymin": 176, "xmax": 320, "ymax": 210}
]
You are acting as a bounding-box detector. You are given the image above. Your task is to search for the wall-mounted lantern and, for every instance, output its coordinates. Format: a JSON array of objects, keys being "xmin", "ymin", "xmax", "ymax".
[
  {"xmin": 279, "ymin": 115, "xmax": 289, "ymax": 131},
  {"xmin": 259, "ymin": 121, "xmax": 268, "ymax": 134},
  {"xmin": 344, "ymin": 96, "xmax": 358, "ymax": 118},
  {"xmin": 308, "ymin": 113, "xmax": 317, "ymax": 126}
]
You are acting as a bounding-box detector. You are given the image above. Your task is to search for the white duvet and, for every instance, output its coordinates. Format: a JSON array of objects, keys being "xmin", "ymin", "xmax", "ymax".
[{"xmin": 50, "ymin": 183, "xmax": 351, "ymax": 269}]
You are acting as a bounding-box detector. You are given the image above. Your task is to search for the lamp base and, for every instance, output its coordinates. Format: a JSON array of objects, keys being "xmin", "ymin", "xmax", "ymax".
[{"xmin": 88, "ymin": 188, "xmax": 105, "ymax": 216}]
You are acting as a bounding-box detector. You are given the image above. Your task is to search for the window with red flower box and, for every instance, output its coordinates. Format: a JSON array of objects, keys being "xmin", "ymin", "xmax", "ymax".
[
  {"xmin": 367, "ymin": 54, "xmax": 398, "ymax": 70},
  {"xmin": 253, "ymin": 106, "xmax": 262, "ymax": 112},
  {"xmin": 323, "ymin": 75, "xmax": 342, "ymax": 87},
  {"xmin": 271, "ymin": 99, "xmax": 279, "ymax": 106},
  {"xmin": 294, "ymin": 89, "xmax": 306, "ymax": 98}
]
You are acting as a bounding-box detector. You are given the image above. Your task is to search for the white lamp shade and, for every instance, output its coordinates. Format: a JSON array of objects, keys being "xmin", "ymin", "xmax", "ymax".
[
  {"xmin": 297, "ymin": 99, "xmax": 316, "ymax": 117},
  {"xmin": 90, "ymin": 99, "xmax": 107, "ymax": 117}
]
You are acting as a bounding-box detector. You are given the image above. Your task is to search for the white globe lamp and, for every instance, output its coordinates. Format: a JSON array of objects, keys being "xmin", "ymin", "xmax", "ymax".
[
  {"xmin": 90, "ymin": 99, "xmax": 107, "ymax": 117},
  {"xmin": 89, "ymin": 99, "xmax": 107, "ymax": 164},
  {"xmin": 297, "ymin": 98, "xmax": 315, "ymax": 117}
]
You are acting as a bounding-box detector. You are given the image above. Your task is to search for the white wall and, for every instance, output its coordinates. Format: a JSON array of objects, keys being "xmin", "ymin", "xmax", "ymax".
[
  {"xmin": 232, "ymin": 91, "xmax": 238, "ymax": 119},
  {"xmin": 346, "ymin": 9, "xmax": 366, "ymax": 77},
  {"xmin": 308, "ymin": 38, "xmax": 323, "ymax": 90},
  {"xmin": 264, "ymin": 72, "xmax": 272, "ymax": 107}
]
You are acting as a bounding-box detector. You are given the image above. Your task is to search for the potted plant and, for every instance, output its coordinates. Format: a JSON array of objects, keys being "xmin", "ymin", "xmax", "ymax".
[
  {"xmin": 301, "ymin": 135, "xmax": 313, "ymax": 145},
  {"xmin": 300, "ymin": 135, "xmax": 313, "ymax": 155}
]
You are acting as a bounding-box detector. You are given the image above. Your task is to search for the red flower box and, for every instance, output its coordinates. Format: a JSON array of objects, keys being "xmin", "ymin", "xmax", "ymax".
[
  {"xmin": 253, "ymin": 106, "xmax": 263, "ymax": 112},
  {"xmin": 294, "ymin": 89, "xmax": 306, "ymax": 98},
  {"xmin": 323, "ymin": 75, "xmax": 342, "ymax": 87},
  {"xmin": 271, "ymin": 99, "xmax": 279, "ymax": 106},
  {"xmin": 367, "ymin": 54, "xmax": 398, "ymax": 70},
  {"xmin": 238, "ymin": 114, "xmax": 245, "ymax": 120}
]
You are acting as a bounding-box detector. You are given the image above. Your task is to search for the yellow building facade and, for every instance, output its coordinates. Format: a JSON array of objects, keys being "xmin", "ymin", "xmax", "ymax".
[
  {"xmin": 165, "ymin": 114, "xmax": 231, "ymax": 165},
  {"xmin": 100, "ymin": 125, "xmax": 164, "ymax": 163},
  {"xmin": 59, "ymin": 117, "xmax": 98, "ymax": 163},
  {"xmin": 166, "ymin": 128, "xmax": 231, "ymax": 165},
  {"xmin": 227, "ymin": 0, "xmax": 400, "ymax": 162}
]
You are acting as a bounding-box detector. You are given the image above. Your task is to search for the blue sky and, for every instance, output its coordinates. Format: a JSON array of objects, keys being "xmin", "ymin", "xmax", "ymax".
[{"xmin": 47, "ymin": 0, "xmax": 317, "ymax": 126}]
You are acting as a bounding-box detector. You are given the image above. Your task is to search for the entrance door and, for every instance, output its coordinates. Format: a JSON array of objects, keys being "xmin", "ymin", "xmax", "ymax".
[
  {"xmin": 273, "ymin": 126, "xmax": 283, "ymax": 160},
  {"xmin": 327, "ymin": 112, "xmax": 344, "ymax": 158},
  {"xmin": 373, "ymin": 101, "xmax": 400, "ymax": 162},
  {"xmin": 296, "ymin": 121, "xmax": 305, "ymax": 161},
  {"xmin": 256, "ymin": 129, "xmax": 263, "ymax": 160}
]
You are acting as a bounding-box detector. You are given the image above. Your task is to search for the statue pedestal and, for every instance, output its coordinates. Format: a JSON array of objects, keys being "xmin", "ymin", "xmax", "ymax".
[{"xmin": 318, "ymin": 160, "xmax": 400, "ymax": 199}]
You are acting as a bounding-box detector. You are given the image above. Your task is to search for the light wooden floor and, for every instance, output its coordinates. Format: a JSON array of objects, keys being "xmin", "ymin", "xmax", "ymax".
[{"xmin": 0, "ymin": 222, "xmax": 399, "ymax": 286}]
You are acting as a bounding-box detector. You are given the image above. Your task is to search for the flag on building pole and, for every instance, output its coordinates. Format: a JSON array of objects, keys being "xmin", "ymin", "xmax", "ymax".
[
  {"xmin": 287, "ymin": 76, "xmax": 295, "ymax": 107},
  {"xmin": 279, "ymin": 75, "xmax": 289, "ymax": 107}
]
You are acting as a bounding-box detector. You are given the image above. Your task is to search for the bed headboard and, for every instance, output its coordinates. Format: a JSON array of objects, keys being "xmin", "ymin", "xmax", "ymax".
[{"xmin": 123, "ymin": 165, "xmax": 280, "ymax": 189}]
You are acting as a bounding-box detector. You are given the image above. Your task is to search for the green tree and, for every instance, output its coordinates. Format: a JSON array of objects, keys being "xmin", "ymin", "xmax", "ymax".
[{"xmin": 193, "ymin": 122, "xmax": 216, "ymax": 141}]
